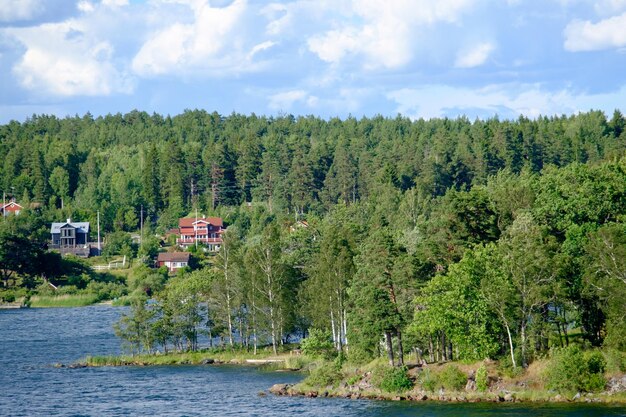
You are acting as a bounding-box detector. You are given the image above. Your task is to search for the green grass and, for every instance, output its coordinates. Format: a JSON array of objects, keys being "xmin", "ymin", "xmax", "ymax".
[
  {"xmin": 30, "ymin": 293, "xmax": 100, "ymax": 308},
  {"xmin": 80, "ymin": 348, "xmax": 307, "ymax": 368}
]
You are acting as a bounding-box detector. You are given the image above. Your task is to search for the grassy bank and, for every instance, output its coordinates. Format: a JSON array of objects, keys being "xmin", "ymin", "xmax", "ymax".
[
  {"xmin": 30, "ymin": 293, "xmax": 100, "ymax": 308},
  {"xmin": 81, "ymin": 349, "xmax": 313, "ymax": 370}
]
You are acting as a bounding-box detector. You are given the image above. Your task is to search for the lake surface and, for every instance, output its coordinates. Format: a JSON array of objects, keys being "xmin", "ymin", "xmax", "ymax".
[{"xmin": 1, "ymin": 306, "xmax": 625, "ymax": 417}]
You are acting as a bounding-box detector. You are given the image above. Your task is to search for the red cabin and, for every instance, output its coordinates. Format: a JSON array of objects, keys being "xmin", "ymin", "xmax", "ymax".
[
  {"xmin": 1, "ymin": 200, "xmax": 23, "ymax": 216},
  {"xmin": 156, "ymin": 252, "xmax": 191, "ymax": 273}
]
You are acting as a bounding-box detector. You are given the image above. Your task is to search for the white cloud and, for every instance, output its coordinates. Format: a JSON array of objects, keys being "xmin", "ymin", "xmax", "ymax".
[
  {"xmin": 0, "ymin": 0, "xmax": 42, "ymax": 22},
  {"xmin": 77, "ymin": 1, "xmax": 95, "ymax": 13},
  {"xmin": 261, "ymin": 3, "xmax": 290, "ymax": 36},
  {"xmin": 564, "ymin": 12, "xmax": 626, "ymax": 51},
  {"xmin": 307, "ymin": 0, "xmax": 476, "ymax": 69},
  {"xmin": 268, "ymin": 89, "xmax": 308, "ymax": 110},
  {"xmin": 455, "ymin": 42, "xmax": 495, "ymax": 68},
  {"xmin": 594, "ymin": 0, "xmax": 626, "ymax": 15},
  {"xmin": 102, "ymin": 0, "xmax": 129, "ymax": 7},
  {"xmin": 387, "ymin": 83, "xmax": 626, "ymax": 120},
  {"xmin": 132, "ymin": 0, "xmax": 252, "ymax": 76},
  {"xmin": 248, "ymin": 41, "xmax": 276, "ymax": 59},
  {"xmin": 7, "ymin": 20, "xmax": 134, "ymax": 96}
]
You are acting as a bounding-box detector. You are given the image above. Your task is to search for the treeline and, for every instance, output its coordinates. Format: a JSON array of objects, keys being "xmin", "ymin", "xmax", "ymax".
[
  {"xmin": 2, "ymin": 110, "xmax": 626, "ymax": 366},
  {"xmin": 1, "ymin": 109, "xmax": 625, "ymax": 232}
]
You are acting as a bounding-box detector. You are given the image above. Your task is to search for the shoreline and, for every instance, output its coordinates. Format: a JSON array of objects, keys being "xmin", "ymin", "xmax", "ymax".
[
  {"xmin": 75, "ymin": 351, "xmax": 304, "ymax": 369},
  {"xmin": 269, "ymin": 382, "xmax": 626, "ymax": 405},
  {"xmin": 72, "ymin": 351, "xmax": 626, "ymax": 405}
]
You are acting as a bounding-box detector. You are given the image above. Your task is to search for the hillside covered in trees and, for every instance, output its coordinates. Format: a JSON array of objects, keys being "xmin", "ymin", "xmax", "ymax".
[{"xmin": 2, "ymin": 109, "xmax": 626, "ymax": 368}]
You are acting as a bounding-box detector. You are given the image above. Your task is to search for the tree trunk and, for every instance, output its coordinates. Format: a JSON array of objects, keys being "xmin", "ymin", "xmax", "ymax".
[
  {"xmin": 330, "ymin": 308, "xmax": 337, "ymax": 350},
  {"xmin": 428, "ymin": 335, "xmax": 434, "ymax": 363},
  {"xmin": 385, "ymin": 331, "xmax": 395, "ymax": 367},
  {"xmin": 504, "ymin": 322, "xmax": 516, "ymax": 369},
  {"xmin": 441, "ymin": 332, "xmax": 448, "ymax": 362},
  {"xmin": 520, "ymin": 322, "xmax": 527, "ymax": 368},
  {"xmin": 561, "ymin": 309, "xmax": 569, "ymax": 346},
  {"xmin": 252, "ymin": 298, "xmax": 258, "ymax": 355},
  {"xmin": 342, "ymin": 309, "xmax": 348, "ymax": 349},
  {"xmin": 397, "ymin": 330, "xmax": 404, "ymax": 366}
]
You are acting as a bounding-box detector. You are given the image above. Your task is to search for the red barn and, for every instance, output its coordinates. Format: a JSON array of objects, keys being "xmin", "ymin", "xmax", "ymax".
[{"xmin": 175, "ymin": 217, "xmax": 224, "ymax": 251}]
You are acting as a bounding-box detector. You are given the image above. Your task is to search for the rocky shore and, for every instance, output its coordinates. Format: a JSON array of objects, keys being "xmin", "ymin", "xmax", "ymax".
[{"xmin": 269, "ymin": 374, "xmax": 626, "ymax": 404}]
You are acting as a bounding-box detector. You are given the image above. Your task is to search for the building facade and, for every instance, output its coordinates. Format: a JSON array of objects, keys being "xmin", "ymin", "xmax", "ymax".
[
  {"xmin": 174, "ymin": 217, "xmax": 224, "ymax": 251},
  {"xmin": 157, "ymin": 252, "xmax": 190, "ymax": 272},
  {"xmin": 50, "ymin": 219, "xmax": 91, "ymax": 257}
]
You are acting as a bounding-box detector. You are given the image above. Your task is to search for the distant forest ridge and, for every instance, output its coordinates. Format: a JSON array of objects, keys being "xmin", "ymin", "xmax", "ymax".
[{"xmin": 1, "ymin": 108, "xmax": 625, "ymax": 232}]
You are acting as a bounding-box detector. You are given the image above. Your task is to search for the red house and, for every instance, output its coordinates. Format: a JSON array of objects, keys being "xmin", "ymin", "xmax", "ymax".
[
  {"xmin": 157, "ymin": 252, "xmax": 190, "ymax": 272},
  {"xmin": 174, "ymin": 217, "xmax": 224, "ymax": 251},
  {"xmin": 1, "ymin": 200, "xmax": 23, "ymax": 216}
]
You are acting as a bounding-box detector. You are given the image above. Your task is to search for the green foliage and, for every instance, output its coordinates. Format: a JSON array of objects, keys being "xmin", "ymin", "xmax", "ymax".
[
  {"xmin": 439, "ymin": 365, "xmax": 468, "ymax": 391},
  {"xmin": 304, "ymin": 362, "xmax": 343, "ymax": 388},
  {"xmin": 86, "ymin": 281, "xmax": 127, "ymax": 301},
  {"xmin": 546, "ymin": 346, "xmax": 607, "ymax": 393},
  {"xmin": 372, "ymin": 365, "xmax": 413, "ymax": 393},
  {"xmin": 102, "ymin": 231, "xmax": 137, "ymax": 258},
  {"xmin": 29, "ymin": 293, "xmax": 100, "ymax": 308},
  {"xmin": 417, "ymin": 368, "xmax": 438, "ymax": 392},
  {"xmin": 603, "ymin": 349, "xmax": 626, "ymax": 373},
  {"xmin": 475, "ymin": 364, "xmax": 489, "ymax": 392},
  {"xmin": 300, "ymin": 329, "xmax": 336, "ymax": 360},
  {"xmin": 413, "ymin": 247, "xmax": 500, "ymax": 361}
]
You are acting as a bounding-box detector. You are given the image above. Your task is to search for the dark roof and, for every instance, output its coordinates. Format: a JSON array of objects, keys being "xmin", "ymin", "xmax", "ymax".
[
  {"xmin": 157, "ymin": 252, "xmax": 190, "ymax": 262},
  {"xmin": 179, "ymin": 217, "xmax": 223, "ymax": 227}
]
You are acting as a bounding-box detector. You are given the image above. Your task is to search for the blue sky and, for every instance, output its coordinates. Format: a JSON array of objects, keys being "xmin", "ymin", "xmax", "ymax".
[{"xmin": 1, "ymin": 0, "xmax": 626, "ymax": 123}]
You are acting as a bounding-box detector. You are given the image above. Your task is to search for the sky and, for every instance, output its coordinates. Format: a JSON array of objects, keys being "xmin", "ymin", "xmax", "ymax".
[{"xmin": 1, "ymin": 0, "xmax": 626, "ymax": 123}]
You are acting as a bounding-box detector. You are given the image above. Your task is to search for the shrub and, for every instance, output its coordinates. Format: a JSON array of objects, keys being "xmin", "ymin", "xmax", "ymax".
[
  {"xmin": 347, "ymin": 345, "xmax": 375, "ymax": 365},
  {"xmin": 300, "ymin": 329, "xmax": 336, "ymax": 360},
  {"xmin": 586, "ymin": 351, "xmax": 606, "ymax": 374},
  {"xmin": 57, "ymin": 285, "xmax": 79, "ymax": 295},
  {"xmin": 475, "ymin": 364, "xmax": 489, "ymax": 392},
  {"xmin": 604, "ymin": 349, "xmax": 626, "ymax": 373},
  {"xmin": 86, "ymin": 281, "xmax": 127, "ymax": 301},
  {"xmin": 372, "ymin": 365, "xmax": 413, "ymax": 393},
  {"xmin": 439, "ymin": 365, "xmax": 467, "ymax": 391},
  {"xmin": 304, "ymin": 362, "xmax": 343, "ymax": 388},
  {"xmin": 417, "ymin": 368, "xmax": 438, "ymax": 392},
  {"xmin": 546, "ymin": 346, "xmax": 606, "ymax": 393},
  {"xmin": 2, "ymin": 292, "xmax": 15, "ymax": 303}
]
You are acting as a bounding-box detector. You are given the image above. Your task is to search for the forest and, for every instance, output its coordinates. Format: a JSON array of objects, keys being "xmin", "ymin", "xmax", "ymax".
[{"xmin": 1, "ymin": 109, "xmax": 626, "ymax": 370}]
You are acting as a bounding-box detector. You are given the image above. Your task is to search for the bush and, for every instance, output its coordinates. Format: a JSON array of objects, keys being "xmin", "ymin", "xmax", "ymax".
[
  {"xmin": 604, "ymin": 349, "xmax": 626, "ymax": 373},
  {"xmin": 439, "ymin": 365, "xmax": 467, "ymax": 391},
  {"xmin": 372, "ymin": 365, "xmax": 413, "ymax": 393},
  {"xmin": 417, "ymin": 368, "xmax": 437, "ymax": 392},
  {"xmin": 546, "ymin": 346, "xmax": 607, "ymax": 393},
  {"xmin": 347, "ymin": 345, "xmax": 375, "ymax": 365},
  {"xmin": 86, "ymin": 281, "xmax": 127, "ymax": 301},
  {"xmin": 304, "ymin": 362, "xmax": 343, "ymax": 388},
  {"xmin": 475, "ymin": 364, "xmax": 489, "ymax": 392},
  {"xmin": 300, "ymin": 329, "xmax": 336, "ymax": 360},
  {"xmin": 2, "ymin": 292, "xmax": 15, "ymax": 303}
]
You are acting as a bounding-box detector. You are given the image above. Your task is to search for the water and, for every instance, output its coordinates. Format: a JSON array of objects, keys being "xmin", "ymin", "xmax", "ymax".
[{"xmin": 0, "ymin": 306, "xmax": 625, "ymax": 417}]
